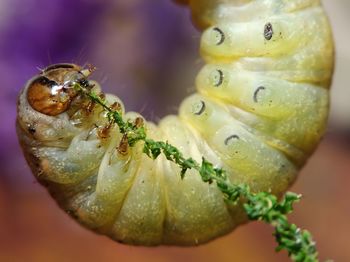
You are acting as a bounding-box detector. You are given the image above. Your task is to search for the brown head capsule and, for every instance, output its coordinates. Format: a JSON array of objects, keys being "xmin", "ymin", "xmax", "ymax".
[{"xmin": 27, "ymin": 63, "xmax": 91, "ymax": 116}]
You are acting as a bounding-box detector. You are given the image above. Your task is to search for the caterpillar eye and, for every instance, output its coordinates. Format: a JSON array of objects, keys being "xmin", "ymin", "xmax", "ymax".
[{"xmin": 27, "ymin": 64, "xmax": 89, "ymax": 116}]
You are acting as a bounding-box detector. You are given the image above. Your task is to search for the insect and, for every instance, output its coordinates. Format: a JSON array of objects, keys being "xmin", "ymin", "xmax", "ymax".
[{"xmin": 16, "ymin": 0, "xmax": 334, "ymax": 246}]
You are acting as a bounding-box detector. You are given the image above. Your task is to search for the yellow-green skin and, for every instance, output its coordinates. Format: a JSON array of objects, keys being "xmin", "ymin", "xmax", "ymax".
[{"xmin": 16, "ymin": 0, "xmax": 334, "ymax": 246}]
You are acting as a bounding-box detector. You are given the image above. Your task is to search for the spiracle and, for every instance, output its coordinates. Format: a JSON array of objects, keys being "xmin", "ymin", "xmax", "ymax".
[{"xmin": 16, "ymin": 0, "xmax": 334, "ymax": 246}]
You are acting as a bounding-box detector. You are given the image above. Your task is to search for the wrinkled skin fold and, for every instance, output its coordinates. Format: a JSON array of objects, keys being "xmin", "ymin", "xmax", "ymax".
[{"xmin": 17, "ymin": 0, "xmax": 334, "ymax": 246}]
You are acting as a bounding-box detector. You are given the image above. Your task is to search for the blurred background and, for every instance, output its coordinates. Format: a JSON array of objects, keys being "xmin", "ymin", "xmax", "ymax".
[{"xmin": 0, "ymin": 0, "xmax": 349, "ymax": 261}]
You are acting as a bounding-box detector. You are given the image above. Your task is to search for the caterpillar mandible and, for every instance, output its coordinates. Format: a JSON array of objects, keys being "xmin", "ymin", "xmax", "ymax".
[{"xmin": 16, "ymin": 0, "xmax": 334, "ymax": 246}]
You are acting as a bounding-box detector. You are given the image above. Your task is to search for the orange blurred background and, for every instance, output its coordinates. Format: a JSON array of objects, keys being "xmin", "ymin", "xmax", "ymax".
[{"xmin": 0, "ymin": 1, "xmax": 349, "ymax": 261}]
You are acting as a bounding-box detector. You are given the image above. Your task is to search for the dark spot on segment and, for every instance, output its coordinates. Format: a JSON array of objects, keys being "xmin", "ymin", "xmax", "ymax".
[
  {"xmin": 264, "ymin": 23, "xmax": 273, "ymax": 40},
  {"xmin": 254, "ymin": 86, "xmax": 266, "ymax": 103},
  {"xmin": 224, "ymin": 135, "xmax": 240, "ymax": 145},
  {"xmin": 214, "ymin": 69, "xmax": 224, "ymax": 87},
  {"xmin": 194, "ymin": 100, "xmax": 206, "ymax": 115},
  {"xmin": 213, "ymin": 27, "xmax": 225, "ymax": 45},
  {"xmin": 37, "ymin": 169, "xmax": 44, "ymax": 177},
  {"xmin": 66, "ymin": 209, "xmax": 79, "ymax": 220},
  {"xmin": 279, "ymin": 164, "xmax": 287, "ymax": 174},
  {"xmin": 27, "ymin": 124, "xmax": 36, "ymax": 134}
]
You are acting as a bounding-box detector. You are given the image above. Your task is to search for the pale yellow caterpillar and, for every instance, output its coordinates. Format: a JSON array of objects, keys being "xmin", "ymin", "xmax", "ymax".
[{"xmin": 16, "ymin": 0, "xmax": 334, "ymax": 246}]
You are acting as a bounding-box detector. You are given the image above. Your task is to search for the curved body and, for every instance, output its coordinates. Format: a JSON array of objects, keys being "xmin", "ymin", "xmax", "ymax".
[{"xmin": 17, "ymin": 0, "xmax": 334, "ymax": 246}]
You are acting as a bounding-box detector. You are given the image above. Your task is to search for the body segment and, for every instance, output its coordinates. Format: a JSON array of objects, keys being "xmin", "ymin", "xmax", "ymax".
[{"xmin": 17, "ymin": 0, "xmax": 334, "ymax": 246}]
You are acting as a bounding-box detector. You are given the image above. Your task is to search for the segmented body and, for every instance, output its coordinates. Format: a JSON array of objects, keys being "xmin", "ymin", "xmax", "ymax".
[{"xmin": 17, "ymin": 0, "xmax": 334, "ymax": 246}]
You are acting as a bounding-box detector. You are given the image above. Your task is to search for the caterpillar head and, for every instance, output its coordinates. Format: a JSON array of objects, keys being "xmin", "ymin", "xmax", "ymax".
[
  {"xmin": 26, "ymin": 64, "xmax": 94, "ymax": 116},
  {"xmin": 17, "ymin": 64, "xmax": 125, "ymax": 186},
  {"xmin": 16, "ymin": 63, "xmax": 103, "ymax": 146},
  {"xmin": 17, "ymin": 63, "xmax": 125, "ymax": 146}
]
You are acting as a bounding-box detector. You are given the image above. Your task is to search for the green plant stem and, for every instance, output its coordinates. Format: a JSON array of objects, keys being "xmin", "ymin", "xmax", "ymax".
[{"xmin": 75, "ymin": 84, "xmax": 319, "ymax": 262}]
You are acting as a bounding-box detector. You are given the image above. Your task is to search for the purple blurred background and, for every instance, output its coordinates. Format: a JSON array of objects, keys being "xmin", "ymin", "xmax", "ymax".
[{"xmin": 0, "ymin": 0, "xmax": 349, "ymax": 261}]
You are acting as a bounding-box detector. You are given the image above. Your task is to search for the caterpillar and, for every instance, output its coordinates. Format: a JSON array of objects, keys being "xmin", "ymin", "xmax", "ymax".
[{"xmin": 16, "ymin": 0, "xmax": 334, "ymax": 246}]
